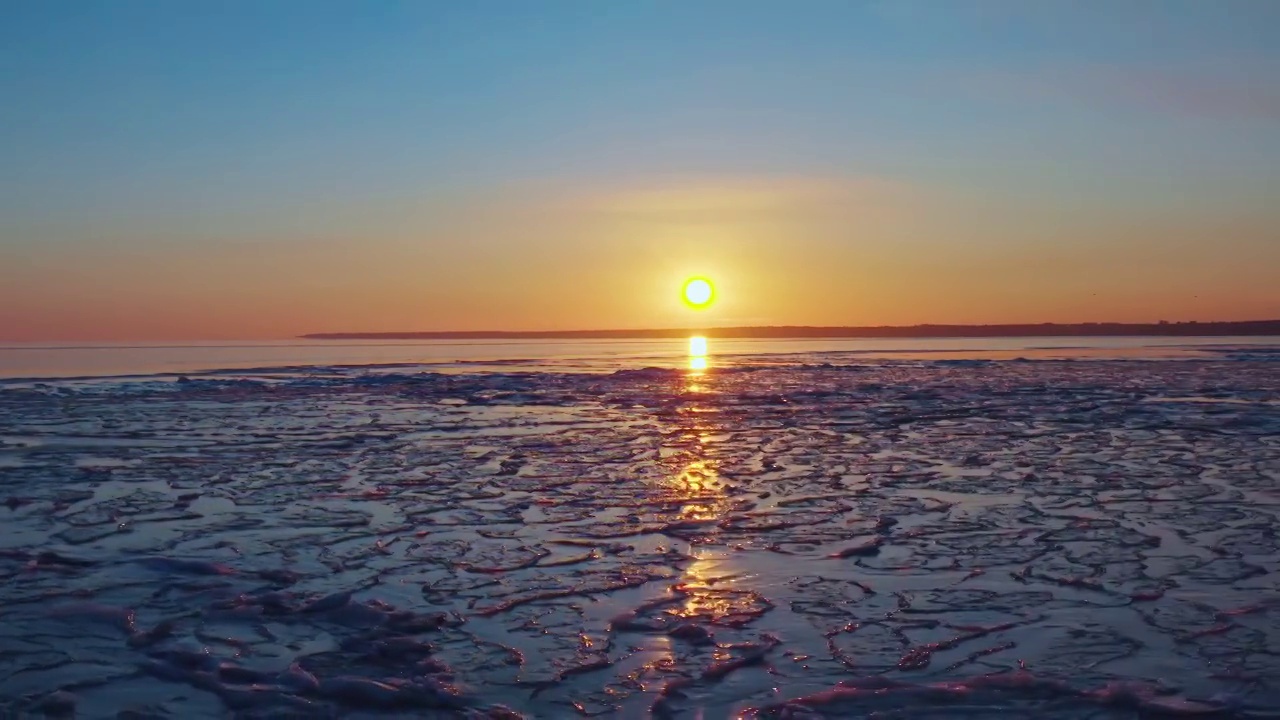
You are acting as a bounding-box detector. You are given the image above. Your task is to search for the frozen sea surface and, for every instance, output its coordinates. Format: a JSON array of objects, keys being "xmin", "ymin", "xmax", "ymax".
[{"xmin": 1, "ymin": 355, "xmax": 1278, "ymax": 718}]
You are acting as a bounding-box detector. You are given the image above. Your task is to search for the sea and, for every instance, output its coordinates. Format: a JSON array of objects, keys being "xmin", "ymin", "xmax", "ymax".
[
  {"xmin": 0, "ymin": 336, "xmax": 1277, "ymax": 718},
  {"xmin": 3, "ymin": 335, "xmax": 1280, "ymax": 381}
]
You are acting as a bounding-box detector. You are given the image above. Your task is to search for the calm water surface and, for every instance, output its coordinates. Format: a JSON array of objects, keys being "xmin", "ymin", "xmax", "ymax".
[{"xmin": 3, "ymin": 336, "xmax": 1279, "ymax": 379}]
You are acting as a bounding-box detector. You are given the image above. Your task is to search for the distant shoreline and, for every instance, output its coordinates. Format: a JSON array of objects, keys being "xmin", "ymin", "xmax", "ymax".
[{"xmin": 303, "ymin": 320, "xmax": 1280, "ymax": 340}]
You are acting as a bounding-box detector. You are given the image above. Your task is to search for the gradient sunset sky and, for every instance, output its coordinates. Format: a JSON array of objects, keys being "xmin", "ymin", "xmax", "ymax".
[{"xmin": 2, "ymin": 1, "xmax": 1278, "ymax": 341}]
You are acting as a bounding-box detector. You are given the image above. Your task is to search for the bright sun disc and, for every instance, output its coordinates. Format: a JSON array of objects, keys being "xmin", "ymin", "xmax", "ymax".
[{"xmin": 682, "ymin": 277, "xmax": 715, "ymax": 309}]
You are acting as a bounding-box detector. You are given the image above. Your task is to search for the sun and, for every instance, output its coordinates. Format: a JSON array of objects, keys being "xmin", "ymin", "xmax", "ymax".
[{"xmin": 682, "ymin": 277, "xmax": 715, "ymax": 309}]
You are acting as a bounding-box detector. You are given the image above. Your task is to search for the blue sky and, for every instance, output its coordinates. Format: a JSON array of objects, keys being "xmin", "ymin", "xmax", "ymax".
[{"xmin": 2, "ymin": 1, "xmax": 1278, "ymax": 339}]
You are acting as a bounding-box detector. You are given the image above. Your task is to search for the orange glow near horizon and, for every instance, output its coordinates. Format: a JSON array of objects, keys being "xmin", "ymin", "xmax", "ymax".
[{"xmin": 2, "ymin": 175, "xmax": 1277, "ymax": 343}]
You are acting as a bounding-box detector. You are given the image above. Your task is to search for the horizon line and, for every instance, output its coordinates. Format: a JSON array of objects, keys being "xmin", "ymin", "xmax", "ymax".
[{"xmin": 301, "ymin": 319, "xmax": 1280, "ymax": 341}]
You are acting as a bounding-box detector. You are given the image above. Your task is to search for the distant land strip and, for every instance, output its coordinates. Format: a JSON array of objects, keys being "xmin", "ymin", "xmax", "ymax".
[{"xmin": 303, "ymin": 320, "xmax": 1280, "ymax": 340}]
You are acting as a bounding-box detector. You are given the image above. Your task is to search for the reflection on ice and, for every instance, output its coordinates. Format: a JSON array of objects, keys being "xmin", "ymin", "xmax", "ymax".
[
  {"xmin": 673, "ymin": 459, "xmax": 716, "ymax": 495},
  {"xmin": 673, "ymin": 551, "xmax": 761, "ymax": 626},
  {"xmin": 0, "ymin": 358, "xmax": 1276, "ymax": 718}
]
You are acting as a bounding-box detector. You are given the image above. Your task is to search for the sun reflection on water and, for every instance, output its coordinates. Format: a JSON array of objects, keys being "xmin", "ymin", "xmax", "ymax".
[
  {"xmin": 671, "ymin": 459, "xmax": 721, "ymax": 521},
  {"xmin": 687, "ymin": 335, "xmax": 710, "ymax": 374},
  {"xmin": 675, "ymin": 553, "xmax": 729, "ymax": 616},
  {"xmin": 634, "ymin": 349, "xmax": 764, "ymax": 684}
]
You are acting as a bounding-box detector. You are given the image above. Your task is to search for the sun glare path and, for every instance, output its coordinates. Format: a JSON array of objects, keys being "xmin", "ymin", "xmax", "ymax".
[
  {"xmin": 688, "ymin": 335, "xmax": 709, "ymax": 373},
  {"xmin": 689, "ymin": 336, "xmax": 708, "ymax": 356},
  {"xmin": 682, "ymin": 277, "xmax": 715, "ymax": 309}
]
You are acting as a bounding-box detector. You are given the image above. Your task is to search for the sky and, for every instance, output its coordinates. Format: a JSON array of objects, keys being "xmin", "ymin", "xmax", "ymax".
[{"xmin": 2, "ymin": 0, "xmax": 1279, "ymax": 341}]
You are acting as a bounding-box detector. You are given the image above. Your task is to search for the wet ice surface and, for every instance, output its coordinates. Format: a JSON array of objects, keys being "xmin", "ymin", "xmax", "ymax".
[{"xmin": 1, "ymin": 359, "xmax": 1278, "ymax": 719}]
